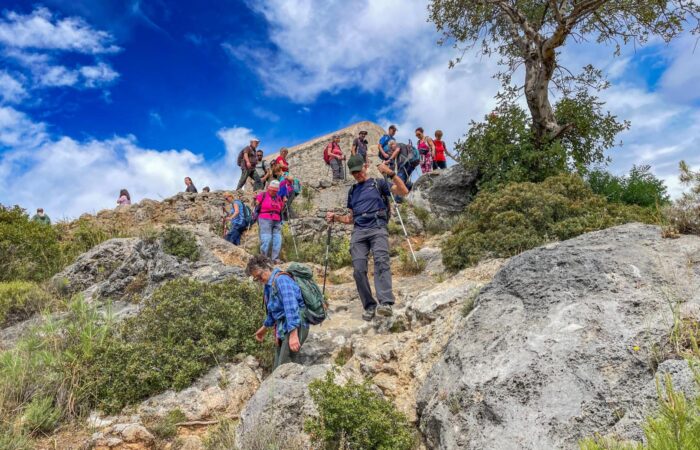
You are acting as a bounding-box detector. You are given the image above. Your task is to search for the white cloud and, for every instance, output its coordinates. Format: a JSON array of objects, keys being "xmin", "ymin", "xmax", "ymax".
[
  {"xmin": 38, "ymin": 65, "xmax": 80, "ymax": 87},
  {"xmin": 0, "ymin": 106, "xmax": 251, "ymax": 219},
  {"xmin": 0, "ymin": 7, "xmax": 119, "ymax": 54},
  {"xmin": 217, "ymin": 126, "xmax": 256, "ymax": 167},
  {"xmin": 251, "ymin": 106, "xmax": 280, "ymax": 122},
  {"xmin": 659, "ymin": 33, "xmax": 700, "ymax": 104},
  {"xmin": 0, "ymin": 71, "xmax": 26, "ymax": 103},
  {"xmin": 80, "ymin": 62, "xmax": 119, "ymax": 87}
]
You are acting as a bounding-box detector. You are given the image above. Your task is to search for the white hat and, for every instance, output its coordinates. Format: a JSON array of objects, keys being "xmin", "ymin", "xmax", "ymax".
[
  {"xmin": 269, "ymin": 180, "xmax": 280, "ymax": 190},
  {"xmin": 251, "ymin": 137, "xmax": 260, "ymax": 142}
]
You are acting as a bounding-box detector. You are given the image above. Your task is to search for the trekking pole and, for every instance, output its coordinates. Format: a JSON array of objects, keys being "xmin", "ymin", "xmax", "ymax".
[
  {"xmin": 385, "ymin": 167, "xmax": 418, "ymax": 263},
  {"xmin": 322, "ymin": 223, "xmax": 332, "ymax": 298},
  {"xmin": 284, "ymin": 203, "xmax": 299, "ymax": 259}
]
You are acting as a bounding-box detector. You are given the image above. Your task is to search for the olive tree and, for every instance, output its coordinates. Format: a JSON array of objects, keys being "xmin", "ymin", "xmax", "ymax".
[{"xmin": 429, "ymin": 0, "xmax": 700, "ymax": 144}]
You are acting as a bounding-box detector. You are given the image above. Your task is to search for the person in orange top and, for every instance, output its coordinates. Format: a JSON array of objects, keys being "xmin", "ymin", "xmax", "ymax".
[
  {"xmin": 432, "ymin": 129, "xmax": 458, "ymax": 170},
  {"xmin": 275, "ymin": 147, "xmax": 290, "ymax": 172}
]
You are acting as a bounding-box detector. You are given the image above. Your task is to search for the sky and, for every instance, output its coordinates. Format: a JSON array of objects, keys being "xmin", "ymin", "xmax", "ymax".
[{"xmin": 0, "ymin": 0, "xmax": 698, "ymax": 219}]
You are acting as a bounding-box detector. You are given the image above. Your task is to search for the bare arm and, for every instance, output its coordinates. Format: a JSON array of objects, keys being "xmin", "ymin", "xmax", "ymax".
[
  {"xmin": 426, "ymin": 137, "xmax": 436, "ymax": 158},
  {"xmin": 377, "ymin": 163, "xmax": 409, "ymax": 196}
]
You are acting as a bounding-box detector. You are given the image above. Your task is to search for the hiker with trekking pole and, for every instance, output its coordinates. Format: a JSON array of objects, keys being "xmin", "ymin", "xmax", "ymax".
[{"xmin": 325, "ymin": 154, "xmax": 409, "ymax": 321}]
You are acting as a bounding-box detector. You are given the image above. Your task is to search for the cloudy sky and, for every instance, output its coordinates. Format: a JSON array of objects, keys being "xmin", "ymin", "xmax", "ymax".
[{"xmin": 0, "ymin": 1, "xmax": 698, "ymax": 219}]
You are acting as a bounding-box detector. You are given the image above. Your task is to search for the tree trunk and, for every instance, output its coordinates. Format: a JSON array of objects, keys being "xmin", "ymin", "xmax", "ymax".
[{"xmin": 523, "ymin": 49, "xmax": 560, "ymax": 146}]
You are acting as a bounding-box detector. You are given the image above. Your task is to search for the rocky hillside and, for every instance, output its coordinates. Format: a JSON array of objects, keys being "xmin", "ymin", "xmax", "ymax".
[{"xmin": 3, "ymin": 121, "xmax": 698, "ymax": 450}]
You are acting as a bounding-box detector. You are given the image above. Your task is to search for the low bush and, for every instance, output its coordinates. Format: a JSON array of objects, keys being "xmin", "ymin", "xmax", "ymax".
[
  {"xmin": 148, "ymin": 409, "xmax": 187, "ymax": 440},
  {"xmin": 442, "ymin": 174, "xmax": 659, "ymax": 271},
  {"xmin": 397, "ymin": 249, "xmax": 426, "ymax": 275},
  {"xmin": 161, "ymin": 227, "xmax": 200, "ymax": 261},
  {"xmin": 20, "ymin": 396, "xmax": 61, "ymax": 434},
  {"xmin": 587, "ymin": 165, "xmax": 669, "ymax": 208},
  {"xmin": 0, "ymin": 281, "xmax": 54, "ymax": 326},
  {"xmin": 305, "ymin": 370, "xmax": 416, "ymax": 450},
  {"xmin": 90, "ymin": 277, "xmax": 263, "ymax": 412}
]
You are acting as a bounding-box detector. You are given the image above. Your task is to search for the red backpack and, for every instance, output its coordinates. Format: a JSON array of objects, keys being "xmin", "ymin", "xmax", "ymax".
[{"xmin": 323, "ymin": 143, "xmax": 333, "ymax": 165}]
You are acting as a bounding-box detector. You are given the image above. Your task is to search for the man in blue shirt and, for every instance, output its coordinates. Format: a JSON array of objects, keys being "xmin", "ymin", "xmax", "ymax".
[
  {"xmin": 247, "ymin": 255, "xmax": 309, "ymax": 370},
  {"xmin": 378, "ymin": 124, "xmax": 397, "ymax": 165},
  {"xmin": 325, "ymin": 155, "xmax": 409, "ymax": 320}
]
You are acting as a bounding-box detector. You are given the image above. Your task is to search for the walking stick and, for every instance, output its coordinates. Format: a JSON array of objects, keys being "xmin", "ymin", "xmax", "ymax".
[
  {"xmin": 284, "ymin": 202, "xmax": 299, "ymax": 259},
  {"xmin": 385, "ymin": 163, "xmax": 418, "ymax": 263},
  {"xmin": 322, "ymin": 223, "xmax": 332, "ymax": 298}
]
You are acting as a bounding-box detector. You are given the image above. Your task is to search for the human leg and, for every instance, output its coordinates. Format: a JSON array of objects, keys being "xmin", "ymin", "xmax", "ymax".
[
  {"xmin": 436, "ymin": 160, "xmax": 447, "ymax": 170},
  {"xmin": 330, "ymin": 159, "xmax": 341, "ymax": 180},
  {"xmin": 270, "ymin": 220, "xmax": 282, "ymax": 261},
  {"xmin": 369, "ymin": 228, "xmax": 394, "ymax": 306},
  {"xmin": 273, "ymin": 326, "xmax": 309, "ymax": 370},
  {"xmin": 350, "ymin": 229, "xmax": 377, "ymax": 312},
  {"xmin": 236, "ymin": 169, "xmax": 252, "ymax": 190},
  {"xmin": 258, "ymin": 218, "xmax": 273, "ymax": 257},
  {"xmin": 226, "ymin": 224, "xmax": 243, "ymax": 245}
]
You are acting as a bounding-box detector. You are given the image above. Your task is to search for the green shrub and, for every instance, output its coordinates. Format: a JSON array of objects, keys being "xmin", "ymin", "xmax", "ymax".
[
  {"xmin": 90, "ymin": 277, "xmax": 264, "ymax": 412},
  {"xmin": 587, "ymin": 165, "xmax": 669, "ymax": 208},
  {"xmin": 149, "ymin": 409, "xmax": 187, "ymax": 439},
  {"xmin": 162, "ymin": 227, "xmax": 200, "ymax": 261},
  {"xmin": 397, "ymin": 249, "xmax": 426, "ymax": 275},
  {"xmin": 205, "ymin": 418, "xmax": 305, "ymax": 450},
  {"xmin": 0, "ymin": 427, "xmax": 32, "ymax": 450},
  {"xmin": 0, "ymin": 205, "xmax": 62, "ymax": 282},
  {"xmin": 20, "ymin": 396, "xmax": 61, "ymax": 434},
  {"xmin": 0, "ymin": 281, "xmax": 54, "ymax": 326},
  {"xmin": 442, "ymin": 174, "xmax": 659, "ymax": 271},
  {"xmin": 305, "ymin": 370, "xmax": 416, "ymax": 450}
]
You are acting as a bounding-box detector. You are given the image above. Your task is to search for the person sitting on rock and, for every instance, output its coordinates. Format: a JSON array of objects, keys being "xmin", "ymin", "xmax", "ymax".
[
  {"xmin": 325, "ymin": 155, "xmax": 408, "ymax": 321},
  {"xmin": 275, "ymin": 147, "xmax": 290, "ymax": 172},
  {"xmin": 352, "ymin": 130, "xmax": 369, "ymax": 162},
  {"xmin": 256, "ymin": 180, "xmax": 285, "ymax": 263},
  {"xmin": 223, "ymin": 192, "xmax": 248, "ymax": 246},
  {"xmin": 236, "ymin": 139, "xmax": 261, "ymax": 191},
  {"xmin": 254, "ymin": 149, "xmax": 270, "ymax": 191},
  {"xmin": 117, "ymin": 189, "xmax": 131, "ymax": 206},
  {"xmin": 184, "ymin": 177, "xmax": 198, "ymax": 193},
  {"xmin": 326, "ymin": 135, "xmax": 345, "ymax": 181},
  {"xmin": 248, "ymin": 255, "xmax": 309, "ymax": 371},
  {"xmin": 31, "ymin": 208, "xmax": 51, "ymax": 225}
]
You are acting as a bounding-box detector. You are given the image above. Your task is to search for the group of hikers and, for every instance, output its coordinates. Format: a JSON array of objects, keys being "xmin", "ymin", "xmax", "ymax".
[{"xmin": 35, "ymin": 125, "xmax": 454, "ymax": 371}]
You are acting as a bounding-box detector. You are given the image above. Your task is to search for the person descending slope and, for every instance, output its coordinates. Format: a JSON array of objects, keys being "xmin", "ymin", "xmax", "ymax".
[
  {"xmin": 223, "ymin": 192, "xmax": 252, "ymax": 245},
  {"xmin": 275, "ymin": 147, "xmax": 290, "ymax": 172},
  {"xmin": 415, "ymin": 127, "xmax": 436, "ymax": 174},
  {"xmin": 378, "ymin": 124, "xmax": 397, "ymax": 167},
  {"xmin": 184, "ymin": 177, "xmax": 198, "ymax": 193},
  {"xmin": 254, "ymin": 149, "xmax": 270, "ymax": 190},
  {"xmin": 325, "ymin": 155, "xmax": 408, "ymax": 321},
  {"xmin": 432, "ymin": 129, "xmax": 458, "ymax": 170},
  {"xmin": 248, "ymin": 255, "xmax": 309, "ymax": 371},
  {"xmin": 255, "ymin": 180, "xmax": 285, "ymax": 263},
  {"xmin": 236, "ymin": 138, "xmax": 261, "ymax": 191},
  {"xmin": 324, "ymin": 134, "xmax": 345, "ymax": 181},
  {"xmin": 352, "ymin": 130, "xmax": 369, "ymax": 162}
]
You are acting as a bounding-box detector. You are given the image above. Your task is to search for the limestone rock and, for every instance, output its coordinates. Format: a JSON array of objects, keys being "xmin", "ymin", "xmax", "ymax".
[
  {"xmin": 407, "ymin": 165, "xmax": 478, "ymax": 217},
  {"xmin": 417, "ymin": 223, "xmax": 700, "ymax": 449},
  {"xmin": 236, "ymin": 364, "xmax": 331, "ymax": 448}
]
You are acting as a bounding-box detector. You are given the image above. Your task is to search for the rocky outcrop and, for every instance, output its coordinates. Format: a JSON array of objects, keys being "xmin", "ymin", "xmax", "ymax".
[
  {"xmin": 52, "ymin": 229, "xmax": 248, "ymax": 302},
  {"xmin": 407, "ymin": 165, "xmax": 478, "ymax": 217},
  {"xmin": 417, "ymin": 223, "xmax": 700, "ymax": 449}
]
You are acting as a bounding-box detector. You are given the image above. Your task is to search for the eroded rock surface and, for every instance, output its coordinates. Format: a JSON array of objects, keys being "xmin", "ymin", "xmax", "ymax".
[
  {"xmin": 407, "ymin": 165, "xmax": 478, "ymax": 217},
  {"xmin": 418, "ymin": 223, "xmax": 700, "ymax": 449}
]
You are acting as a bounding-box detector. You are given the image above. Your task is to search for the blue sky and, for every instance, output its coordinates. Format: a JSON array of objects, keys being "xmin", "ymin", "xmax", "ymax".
[{"xmin": 0, "ymin": 1, "xmax": 698, "ymax": 218}]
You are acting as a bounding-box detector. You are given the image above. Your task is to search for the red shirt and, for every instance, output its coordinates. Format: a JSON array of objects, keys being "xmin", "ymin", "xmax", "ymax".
[
  {"xmin": 275, "ymin": 156, "xmax": 289, "ymax": 171},
  {"xmin": 434, "ymin": 140, "xmax": 447, "ymax": 162}
]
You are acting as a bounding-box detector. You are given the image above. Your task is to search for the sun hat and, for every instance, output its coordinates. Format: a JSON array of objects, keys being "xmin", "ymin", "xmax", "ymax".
[
  {"xmin": 347, "ymin": 154, "xmax": 365, "ymax": 173},
  {"xmin": 269, "ymin": 180, "xmax": 280, "ymax": 190}
]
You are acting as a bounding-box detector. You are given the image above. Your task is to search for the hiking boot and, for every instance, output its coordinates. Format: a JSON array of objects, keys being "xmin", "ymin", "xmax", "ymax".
[
  {"xmin": 376, "ymin": 304, "xmax": 393, "ymax": 317},
  {"xmin": 362, "ymin": 308, "xmax": 376, "ymax": 321}
]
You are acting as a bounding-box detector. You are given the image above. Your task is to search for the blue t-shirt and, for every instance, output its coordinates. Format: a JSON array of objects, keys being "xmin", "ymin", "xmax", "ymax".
[
  {"xmin": 347, "ymin": 178, "xmax": 391, "ymax": 229},
  {"xmin": 379, "ymin": 134, "xmax": 395, "ymax": 159}
]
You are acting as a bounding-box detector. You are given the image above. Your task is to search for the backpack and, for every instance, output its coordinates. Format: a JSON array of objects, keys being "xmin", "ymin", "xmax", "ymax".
[
  {"xmin": 349, "ymin": 178, "xmax": 392, "ymax": 221},
  {"xmin": 272, "ymin": 263, "xmax": 328, "ymax": 325},
  {"xmin": 292, "ymin": 178, "xmax": 302, "ymax": 195},
  {"xmin": 399, "ymin": 140, "xmax": 420, "ymax": 168},
  {"xmin": 323, "ymin": 143, "xmax": 332, "ymax": 165},
  {"xmin": 233, "ymin": 200, "xmax": 253, "ymax": 228}
]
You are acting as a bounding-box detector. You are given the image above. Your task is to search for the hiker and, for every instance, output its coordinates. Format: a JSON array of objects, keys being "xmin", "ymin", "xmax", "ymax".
[
  {"xmin": 271, "ymin": 165, "xmax": 299, "ymax": 221},
  {"xmin": 325, "ymin": 155, "xmax": 408, "ymax": 320},
  {"xmin": 275, "ymin": 147, "xmax": 290, "ymax": 172},
  {"xmin": 248, "ymin": 255, "xmax": 309, "ymax": 370},
  {"xmin": 256, "ymin": 180, "xmax": 285, "ymax": 263},
  {"xmin": 324, "ymin": 135, "xmax": 345, "ymax": 181},
  {"xmin": 117, "ymin": 189, "xmax": 131, "ymax": 206},
  {"xmin": 184, "ymin": 177, "xmax": 198, "ymax": 193},
  {"xmin": 432, "ymin": 130, "xmax": 457, "ymax": 170},
  {"xmin": 223, "ymin": 192, "xmax": 250, "ymax": 245},
  {"xmin": 254, "ymin": 150, "xmax": 270, "ymax": 190},
  {"xmin": 352, "ymin": 130, "xmax": 369, "ymax": 162},
  {"xmin": 378, "ymin": 125, "xmax": 397, "ymax": 166},
  {"xmin": 415, "ymin": 127, "xmax": 435, "ymax": 174},
  {"xmin": 31, "ymin": 208, "xmax": 51, "ymax": 225},
  {"xmin": 202, "ymin": 186, "xmax": 211, "ymax": 193},
  {"xmin": 388, "ymin": 140, "xmax": 417, "ymax": 192},
  {"xmin": 236, "ymin": 138, "xmax": 261, "ymax": 190}
]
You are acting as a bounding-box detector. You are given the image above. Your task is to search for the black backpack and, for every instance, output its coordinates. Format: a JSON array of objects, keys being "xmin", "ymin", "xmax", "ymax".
[
  {"xmin": 237, "ymin": 146, "xmax": 251, "ymax": 167},
  {"xmin": 348, "ymin": 178, "xmax": 391, "ymax": 221}
]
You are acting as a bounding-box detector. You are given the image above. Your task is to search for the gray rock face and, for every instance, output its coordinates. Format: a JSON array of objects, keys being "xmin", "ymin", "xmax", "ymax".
[
  {"xmin": 52, "ymin": 229, "xmax": 245, "ymax": 302},
  {"xmin": 236, "ymin": 364, "xmax": 330, "ymax": 449},
  {"xmin": 418, "ymin": 223, "xmax": 700, "ymax": 449},
  {"xmin": 407, "ymin": 165, "xmax": 478, "ymax": 217}
]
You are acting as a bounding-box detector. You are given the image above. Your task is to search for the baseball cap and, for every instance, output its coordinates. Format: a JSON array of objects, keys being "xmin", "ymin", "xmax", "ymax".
[
  {"xmin": 347, "ymin": 155, "xmax": 365, "ymax": 173},
  {"xmin": 269, "ymin": 180, "xmax": 280, "ymax": 190}
]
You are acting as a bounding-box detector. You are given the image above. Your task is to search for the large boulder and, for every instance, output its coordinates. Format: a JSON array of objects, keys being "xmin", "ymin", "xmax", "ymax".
[
  {"xmin": 417, "ymin": 223, "xmax": 700, "ymax": 449},
  {"xmin": 407, "ymin": 165, "xmax": 478, "ymax": 217}
]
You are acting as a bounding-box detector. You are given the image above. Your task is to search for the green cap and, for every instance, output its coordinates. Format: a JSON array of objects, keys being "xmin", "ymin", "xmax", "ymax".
[{"xmin": 347, "ymin": 155, "xmax": 365, "ymax": 173}]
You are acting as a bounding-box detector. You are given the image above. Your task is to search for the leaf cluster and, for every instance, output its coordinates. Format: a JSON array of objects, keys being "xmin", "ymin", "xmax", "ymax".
[
  {"xmin": 161, "ymin": 227, "xmax": 200, "ymax": 261},
  {"xmin": 588, "ymin": 165, "xmax": 670, "ymax": 208}
]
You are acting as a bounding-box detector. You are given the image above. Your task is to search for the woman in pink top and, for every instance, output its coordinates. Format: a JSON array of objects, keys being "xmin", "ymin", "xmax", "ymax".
[
  {"xmin": 117, "ymin": 189, "xmax": 131, "ymax": 206},
  {"xmin": 415, "ymin": 127, "xmax": 435, "ymax": 174},
  {"xmin": 255, "ymin": 180, "xmax": 286, "ymax": 263}
]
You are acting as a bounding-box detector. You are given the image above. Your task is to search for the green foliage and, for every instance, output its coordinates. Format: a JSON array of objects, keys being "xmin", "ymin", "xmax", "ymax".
[
  {"xmin": 0, "ymin": 281, "xmax": 54, "ymax": 326},
  {"xmin": 20, "ymin": 396, "xmax": 61, "ymax": 434},
  {"xmin": 90, "ymin": 277, "xmax": 263, "ymax": 412},
  {"xmin": 441, "ymin": 174, "xmax": 659, "ymax": 271},
  {"xmin": 665, "ymin": 161, "xmax": 700, "ymax": 235},
  {"xmin": 457, "ymin": 95, "xmax": 626, "ymax": 189},
  {"xmin": 282, "ymin": 227, "xmax": 352, "ymax": 270},
  {"xmin": 461, "ymin": 287, "xmax": 480, "ymax": 317},
  {"xmin": 411, "ymin": 206, "xmax": 454, "ymax": 235},
  {"xmin": 149, "ymin": 409, "xmax": 187, "ymax": 440},
  {"xmin": 306, "ymin": 370, "xmax": 416, "ymax": 450},
  {"xmin": 161, "ymin": 227, "xmax": 200, "ymax": 261},
  {"xmin": 588, "ymin": 165, "xmax": 669, "ymax": 208},
  {"xmin": 0, "ymin": 205, "xmax": 62, "ymax": 282},
  {"xmin": 0, "ymin": 427, "xmax": 32, "ymax": 450},
  {"xmin": 397, "ymin": 249, "xmax": 426, "ymax": 275}
]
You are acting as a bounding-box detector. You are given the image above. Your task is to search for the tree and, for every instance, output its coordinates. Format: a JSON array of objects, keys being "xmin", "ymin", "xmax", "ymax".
[{"xmin": 429, "ymin": 0, "xmax": 700, "ymax": 144}]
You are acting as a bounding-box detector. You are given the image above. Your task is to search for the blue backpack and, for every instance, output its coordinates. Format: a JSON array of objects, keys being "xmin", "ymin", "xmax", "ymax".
[{"xmin": 233, "ymin": 200, "xmax": 253, "ymax": 228}]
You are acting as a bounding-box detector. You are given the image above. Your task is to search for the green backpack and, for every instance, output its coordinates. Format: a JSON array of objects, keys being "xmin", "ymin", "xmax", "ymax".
[{"xmin": 272, "ymin": 262, "xmax": 328, "ymax": 325}]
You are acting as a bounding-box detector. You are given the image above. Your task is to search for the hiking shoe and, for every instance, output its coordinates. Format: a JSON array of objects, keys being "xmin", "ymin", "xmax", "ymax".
[
  {"xmin": 362, "ymin": 308, "xmax": 376, "ymax": 321},
  {"xmin": 273, "ymin": 259, "xmax": 283, "ymax": 265},
  {"xmin": 376, "ymin": 304, "xmax": 393, "ymax": 317}
]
